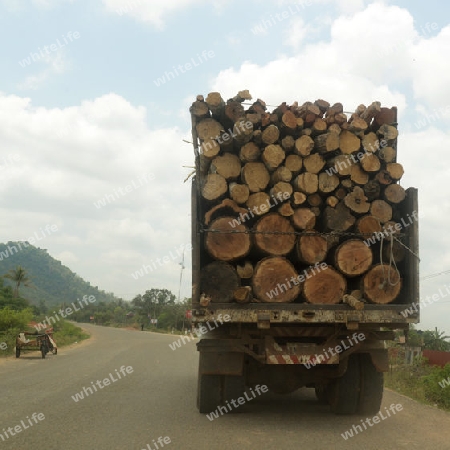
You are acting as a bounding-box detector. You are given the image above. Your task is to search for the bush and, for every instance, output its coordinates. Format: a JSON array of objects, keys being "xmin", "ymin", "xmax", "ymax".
[
  {"xmin": 421, "ymin": 363, "xmax": 450, "ymax": 409},
  {"xmin": 52, "ymin": 320, "xmax": 89, "ymax": 347}
]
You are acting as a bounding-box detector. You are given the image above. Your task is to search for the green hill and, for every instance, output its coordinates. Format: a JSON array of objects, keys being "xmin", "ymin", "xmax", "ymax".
[{"xmin": 0, "ymin": 241, "xmax": 121, "ymax": 307}]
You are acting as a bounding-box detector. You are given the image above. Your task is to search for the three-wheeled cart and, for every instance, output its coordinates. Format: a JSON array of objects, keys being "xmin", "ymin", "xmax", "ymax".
[{"xmin": 16, "ymin": 329, "xmax": 57, "ymax": 359}]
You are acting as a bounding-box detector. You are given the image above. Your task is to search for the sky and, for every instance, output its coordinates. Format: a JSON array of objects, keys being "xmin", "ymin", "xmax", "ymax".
[{"xmin": 0, "ymin": 0, "xmax": 449, "ymax": 334}]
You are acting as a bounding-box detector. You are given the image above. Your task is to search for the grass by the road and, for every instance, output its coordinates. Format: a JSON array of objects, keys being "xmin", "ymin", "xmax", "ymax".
[{"xmin": 385, "ymin": 358, "xmax": 450, "ymax": 411}]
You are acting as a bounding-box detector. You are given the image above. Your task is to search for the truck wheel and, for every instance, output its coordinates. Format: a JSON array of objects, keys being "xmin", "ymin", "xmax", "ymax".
[
  {"xmin": 329, "ymin": 355, "xmax": 360, "ymax": 415},
  {"xmin": 358, "ymin": 353, "xmax": 384, "ymax": 415},
  {"xmin": 223, "ymin": 375, "xmax": 246, "ymax": 406},
  {"xmin": 16, "ymin": 347, "xmax": 20, "ymax": 358},
  {"xmin": 197, "ymin": 374, "xmax": 222, "ymax": 414}
]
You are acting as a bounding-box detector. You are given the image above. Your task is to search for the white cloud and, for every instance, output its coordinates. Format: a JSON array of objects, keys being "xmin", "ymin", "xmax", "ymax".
[
  {"xmin": 0, "ymin": 92, "xmax": 193, "ymax": 300},
  {"xmin": 17, "ymin": 52, "xmax": 70, "ymax": 90},
  {"xmin": 102, "ymin": 0, "xmax": 214, "ymax": 28}
]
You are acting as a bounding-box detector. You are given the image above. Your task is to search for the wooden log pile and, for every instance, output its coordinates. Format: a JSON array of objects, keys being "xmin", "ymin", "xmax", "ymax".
[{"xmin": 191, "ymin": 91, "xmax": 410, "ymax": 305}]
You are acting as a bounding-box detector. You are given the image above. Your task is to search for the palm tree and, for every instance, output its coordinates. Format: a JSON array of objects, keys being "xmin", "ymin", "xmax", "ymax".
[{"xmin": 3, "ymin": 266, "xmax": 33, "ymax": 298}]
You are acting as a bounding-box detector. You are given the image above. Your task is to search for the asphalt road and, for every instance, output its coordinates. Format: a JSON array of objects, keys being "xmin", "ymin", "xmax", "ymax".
[{"xmin": 0, "ymin": 323, "xmax": 449, "ymax": 450}]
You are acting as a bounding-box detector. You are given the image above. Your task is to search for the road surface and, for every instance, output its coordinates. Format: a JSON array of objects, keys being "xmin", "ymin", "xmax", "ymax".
[{"xmin": 0, "ymin": 323, "xmax": 449, "ymax": 450}]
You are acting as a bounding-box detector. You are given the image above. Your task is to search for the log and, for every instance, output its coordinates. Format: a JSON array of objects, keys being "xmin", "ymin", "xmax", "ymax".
[
  {"xmin": 278, "ymin": 202, "xmax": 294, "ymax": 217},
  {"xmin": 302, "ymin": 266, "xmax": 346, "ymax": 304},
  {"xmin": 377, "ymin": 124, "xmax": 398, "ymax": 141},
  {"xmin": 236, "ymin": 261, "xmax": 254, "ymax": 279},
  {"xmin": 200, "ymin": 261, "xmax": 240, "ymax": 303},
  {"xmin": 241, "ymin": 162, "xmax": 270, "ymax": 192},
  {"xmin": 384, "ymin": 183, "xmax": 406, "ymax": 204},
  {"xmin": 233, "ymin": 120, "xmax": 253, "ymax": 144},
  {"xmin": 229, "ymin": 183, "xmax": 250, "ymax": 204},
  {"xmin": 314, "ymin": 133, "xmax": 340, "ymax": 153},
  {"xmin": 285, "ymin": 154, "xmax": 303, "ymax": 174},
  {"xmin": 344, "ymin": 186, "xmax": 370, "ymax": 214},
  {"xmin": 370, "ymin": 200, "xmax": 393, "ymax": 223},
  {"xmin": 233, "ymin": 286, "xmax": 253, "ymax": 304},
  {"xmin": 339, "ymin": 130, "xmax": 361, "ymax": 154},
  {"xmin": 247, "ymin": 192, "xmax": 271, "ymax": 216},
  {"xmin": 361, "ymin": 132, "xmax": 380, "ymax": 153},
  {"xmin": 328, "ymin": 123, "xmax": 342, "ymax": 134},
  {"xmin": 341, "ymin": 179, "xmax": 353, "ymax": 190},
  {"xmin": 292, "ymin": 191, "xmax": 307, "ymax": 205},
  {"xmin": 210, "ymin": 153, "xmax": 241, "ymax": 179},
  {"xmin": 348, "ymin": 117, "xmax": 368, "ymax": 133},
  {"xmin": 314, "ymin": 99, "xmax": 330, "ymax": 113},
  {"xmin": 252, "ymin": 256, "xmax": 300, "ymax": 302},
  {"xmin": 204, "ymin": 198, "xmax": 247, "ymax": 225},
  {"xmin": 307, "ymin": 193, "xmax": 323, "ymax": 208},
  {"xmin": 363, "ymin": 180, "xmax": 381, "ymax": 202},
  {"xmin": 196, "ymin": 118, "xmax": 223, "ymax": 140},
  {"xmin": 311, "ymin": 118, "xmax": 327, "ymax": 135},
  {"xmin": 297, "ymin": 233, "xmax": 328, "ymax": 264},
  {"xmin": 291, "ymin": 208, "xmax": 316, "ymax": 230},
  {"xmin": 205, "ymin": 92, "xmax": 225, "ymax": 118},
  {"xmin": 295, "ymin": 135, "xmax": 314, "ymax": 156},
  {"xmin": 330, "ymin": 155, "xmax": 354, "ymax": 176},
  {"xmin": 323, "ymin": 203, "xmax": 356, "ymax": 232},
  {"xmin": 293, "ymin": 173, "xmax": 318, "ymax": 194},
  {"xmin": 240, "ymin": 142, "xmax": 261, "ymax": 163},
  {"xmin": 271, "ymin": 166, "xmax": 292, "ymax": 184},
  {"xmin": 262, "ymin": 124, "xmax": 280, "ymax": 145},
  {"xmin": 191, "ymin": 100, "xmax": 210, "ymax": 118},
  {"xmin": 205, "ymin": 217, "xmax": 251, "ymax": 261},
  {"xmin": 270, "ymin": 181, "xmax": 293, "ymax": 200},
  {"xmin": 378, "ymin": 146, "xmax": 396, "ymax": 163},
  {"xmin": 382, "ymin": 239, "xmax": 405, "ymax": 263},
  {"xmin": 360, "ymin": 101, "xmax": 381, "ymax": 123},
  {"xmin": 343, "ymin": 294, "xmax": 364, "ymax": 310},
  {"xmin": 362, "ymin": 264, "xmax": 402, "ymax": 304},
  {"xmin": 360, "ymin": 153, "xmax": 380, "ymax": 173},
  {"xmin": 326, "ymin": 196, "xmax": 339, "ymax": 208},
  {"xmin": 334, "ymin": 239, "xmax": 373, "ymax": 276},
  {"xmin": 201, "ymin": 139, "xmax": 220, "ymax": 159},
  {"xmin": 262, "ymin": 144, "xmax": 285, "ymax": 170},
  {"xmin": 325, "ymin": 102, "xmax": 343, "ymax": 117},
  {"xmin": 254, "ymin": 213, "xmax": 296, "ymax": 256},
  {"xmin": 318, "ymin": 172, "xmax": 340, "ymax": 194},
  {"xmin": 335, "ymin": 188, "xmax": 347, "ymax": 200},
  {"xmin": 386, "ymin": 163, "xmax": 404, "ymax": 181},
  {"xmin": 304, "ymin": 154, "xmax": 325, "ymax": 174},
  {"xmin": 350, "ymin": 165, "xmax": 369, "ymax": 185},
  {"xmin": 375, "ymin": 170, "xmax": 393, "ymax": 185},
  {"xmin": 281, "ymin": 110, "xmax": 298, "ymax": 133},
  {"xmin": 225, "ymin": 101, "xmax": 245, "ymax": 127},
  {"xmin": 281, "ymin": 135, "xmax": 295, "ymax": 152},
  {"xmin": 374, "ymin": 107, "xmax": 396, "ymax": 127},
  {"xmin": 202, "ymin": 174, "xmax": 227, "ymax": 201},
  {"xmin": 356, "ymin": 215, "xmax": 382, "ymax": 235}
]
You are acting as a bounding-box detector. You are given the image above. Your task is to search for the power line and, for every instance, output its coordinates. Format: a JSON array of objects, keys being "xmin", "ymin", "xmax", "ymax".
[{"xmin": 420, "ymin": 269, "xmax": 450, "ymax": 281}]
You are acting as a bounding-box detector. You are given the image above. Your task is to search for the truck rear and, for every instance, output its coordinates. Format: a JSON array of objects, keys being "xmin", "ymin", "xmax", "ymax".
[{"xmin": 189, "ymin": 92, "xmax": 419, "ymax": 415}]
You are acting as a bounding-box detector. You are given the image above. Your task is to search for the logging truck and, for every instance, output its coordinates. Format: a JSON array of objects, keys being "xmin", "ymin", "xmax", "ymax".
[{"xmin": 190, "ymin": 92, "xmax": 419, "ymax": 415}]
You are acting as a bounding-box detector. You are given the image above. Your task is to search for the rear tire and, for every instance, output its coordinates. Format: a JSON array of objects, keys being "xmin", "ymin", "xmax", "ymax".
[
  {"xmin": 197, "ymin": 374, "xmax": 222, "ymax": 414},
  {"xmin": 358, "ymin": 353, "xmax": 384, "ymax": 415},
  {"xmin": 329, "ymin": 355, "xmax": 360, "ymax": 415}
]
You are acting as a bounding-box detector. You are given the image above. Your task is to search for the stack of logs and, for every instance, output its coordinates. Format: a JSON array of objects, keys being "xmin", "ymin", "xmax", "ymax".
[{"xmin": 191, "ymin": 91, "xmax": 409, "ymax": 306}]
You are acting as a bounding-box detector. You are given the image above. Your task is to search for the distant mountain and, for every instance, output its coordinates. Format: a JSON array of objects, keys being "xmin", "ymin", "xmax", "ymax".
[{"xmin": 0, "ymin": 241, "xmax": 121, "ymax": 307}]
